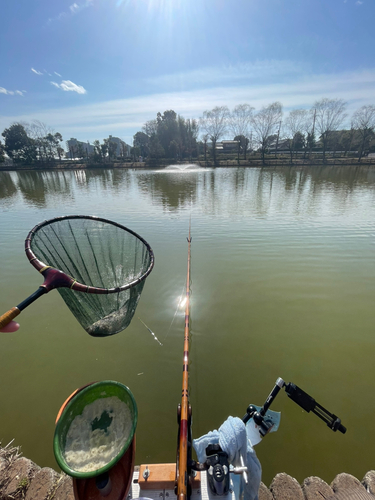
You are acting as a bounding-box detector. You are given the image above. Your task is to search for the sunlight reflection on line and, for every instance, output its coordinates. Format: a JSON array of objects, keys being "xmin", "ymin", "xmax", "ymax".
[{"xmin": 180, "ymin": 297, "xmax": 187, "ymax": 309}]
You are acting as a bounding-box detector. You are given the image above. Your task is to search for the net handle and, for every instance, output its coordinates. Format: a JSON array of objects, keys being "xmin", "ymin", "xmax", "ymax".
[
  {"xmin": 25, "ymin": 215, "xmax": 155, "ymax": 294},
  {"xmin": 1, "ymin": 215, "xmax": 154, "ymax": 332}
]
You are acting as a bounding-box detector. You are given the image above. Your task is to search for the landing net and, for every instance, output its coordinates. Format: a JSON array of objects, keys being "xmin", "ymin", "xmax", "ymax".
[{"xmin": 29, "ymin": 216, "xmax": 154, "ymax": 337}]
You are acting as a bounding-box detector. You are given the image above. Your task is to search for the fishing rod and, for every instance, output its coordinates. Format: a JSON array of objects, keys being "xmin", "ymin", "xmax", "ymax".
[{"xmin": 176, "ymin": 224, "xmax": 192, "ymax": 500}]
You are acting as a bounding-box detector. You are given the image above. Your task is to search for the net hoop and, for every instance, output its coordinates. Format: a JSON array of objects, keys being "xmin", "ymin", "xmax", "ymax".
[{"xmin": 25, "ymin": 215, "xmax": 154, "ymax": 295}]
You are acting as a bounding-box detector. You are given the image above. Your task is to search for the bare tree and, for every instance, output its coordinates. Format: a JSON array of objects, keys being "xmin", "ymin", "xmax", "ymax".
[
  {"xmin": 251, "ymin": 102, "xmax": 282, "ymax": 164},
  {"xmin": 314, "ymin": 98, "xmax": 347, "ymax": 162},
  {"xmin": 283, "ymin": 109, "xmax": 309, "ymax": 163},
  {"xmin": 200, "ymin": 106, "xmax": 229, "ymax": 164},
  {"xmin": 352, "ymin": 105, "xmax": 375, "ymax": 162},
  {"xmin": 228, "ymin": 104, "xmax": 254, "ymax": 160}
]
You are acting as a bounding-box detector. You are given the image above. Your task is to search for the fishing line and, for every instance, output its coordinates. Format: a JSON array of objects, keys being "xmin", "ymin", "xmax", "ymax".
[{"xmin": 138, "ymin": 317, "xmax": 163, "ymax": 346}]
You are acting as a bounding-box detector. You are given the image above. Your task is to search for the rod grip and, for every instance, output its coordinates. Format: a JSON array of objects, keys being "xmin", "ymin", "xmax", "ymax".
[{"xmin": 0, "ymin": 307, "xmax": 20, "ymax": 330}]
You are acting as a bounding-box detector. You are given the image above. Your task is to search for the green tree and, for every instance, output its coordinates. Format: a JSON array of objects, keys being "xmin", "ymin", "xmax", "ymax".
[
  {"xmin": 156, "ymin": 110, "xmax": 179, "ymax": 158},
  {"xmin": 57, "ymin": 146, "xmax": 65, "ymax": 161},
  {"xmin": 133, "ymin": 131, "xmax": 150, "ymax": 157},
  {"xmin": 0, "ymin": 141, "xmax": 5, "ymax": 163},
  {"xmin": 168, "ymin": 139, "xmax": 179, "ymax": 159},
  {"xmin": 45, "ymin": 132, "xmax": 63, "ymax": 161},
  {"xmin": 185, "ymin": 118, "xmax": 199, "ymax": 161},
  {"xmin": 149, "ymin": 136, "xmax": 165, "ymax": 158},
  {"xmin": 93, "ymin": 140, "xmax": 103, "ymax": 162},
  {"xmin": 131, "ymin": 146, "xmax": 140, "ymax": 161},
  {"xmin": 2, "ymin": 123, "xmax": 36, "ymax": 163}
]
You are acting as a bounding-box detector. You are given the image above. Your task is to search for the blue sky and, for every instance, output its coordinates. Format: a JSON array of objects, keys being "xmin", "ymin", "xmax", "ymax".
[{"xmin": 1, "ymin": 0, "xmax": 375, "ymax": 146}]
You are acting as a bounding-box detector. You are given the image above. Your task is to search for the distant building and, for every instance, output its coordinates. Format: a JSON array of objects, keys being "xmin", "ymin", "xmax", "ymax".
[
  {"xmin": 66, "ymin": 137, "xmax": 131, "ymax": 159},
  {"xmin": 66, "ymin": 138, "xmax": 94, "ymax": 158},
  {"xmin": 267, "ymin": 138, "xmax": 290, "ymax": 152},
  {"xmin": 215, "ymin": 140, "xmax": 239, "ymax": 151},
  {"xmin": 106, "ymin": 136, "xmax": 131, "ymax": 158}
]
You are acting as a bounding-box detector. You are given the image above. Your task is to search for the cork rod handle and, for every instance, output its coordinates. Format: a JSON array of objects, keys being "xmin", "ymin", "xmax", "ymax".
[{"xmin": 0, "ymin": 307, "xmax": 20, "ymax": 330}]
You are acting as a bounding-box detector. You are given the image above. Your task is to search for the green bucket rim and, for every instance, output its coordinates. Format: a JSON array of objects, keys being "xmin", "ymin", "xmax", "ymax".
[{"xmin": 53, "ymin": 380, "xmax": 137, "ymax": 478}]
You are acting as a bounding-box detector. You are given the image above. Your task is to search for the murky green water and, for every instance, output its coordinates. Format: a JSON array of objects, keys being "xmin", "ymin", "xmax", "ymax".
[{"xmin": 0, "ymin": 165, "xmax": 374, "ymax": 486}]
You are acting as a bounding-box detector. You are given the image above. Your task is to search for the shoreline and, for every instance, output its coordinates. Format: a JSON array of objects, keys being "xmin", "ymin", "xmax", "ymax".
[{"xmin": 1, "ymin": 158, "xmax": 375, "ymax": 172}]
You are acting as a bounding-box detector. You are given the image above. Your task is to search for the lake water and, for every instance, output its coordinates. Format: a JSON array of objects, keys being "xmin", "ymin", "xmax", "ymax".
[{"xmin": 0, "ymin": 165, "xmax": 374, "ymax": 486}]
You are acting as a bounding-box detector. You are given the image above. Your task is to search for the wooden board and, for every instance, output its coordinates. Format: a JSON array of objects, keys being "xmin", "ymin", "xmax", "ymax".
[{"xmin": 138, "ymin": 463, "xmax": 201, "ymax": 490}]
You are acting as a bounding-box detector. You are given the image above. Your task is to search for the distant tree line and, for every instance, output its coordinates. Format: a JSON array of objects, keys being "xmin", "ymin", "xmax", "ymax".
[
  {"xmin": 0, "ymin": 121, "xmax": 131, "ymax": 165},
  {"xmin": 133, "ymin": 99, "xmax": 375, "ymax": 164},
  {"xmin": 1, "ymin": 98, "xmax": 375, "ymax": 166}
]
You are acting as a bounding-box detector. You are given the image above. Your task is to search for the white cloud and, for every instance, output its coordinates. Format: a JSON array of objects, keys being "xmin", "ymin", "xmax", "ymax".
[
  {"xmin": 356, "ymin": 1, "xmax": 363, "ymax": 4},
  {"xmin": 47, "ymin": 0, "xmax": 93, "ymax": 23},
  {"xmin": 0, "ymin": 87, "xmax": 25, "ymax": 96},
  {"xmin": 51, "ymin": 80, "xmax": 87, "ymax": 94},
  {"xmin": 33, "ymin": 68, "xmax": 62, "ymax": 78},
  {"xmin": 70, "ymin": 3, "xmax": 80, "ymax": 13}
]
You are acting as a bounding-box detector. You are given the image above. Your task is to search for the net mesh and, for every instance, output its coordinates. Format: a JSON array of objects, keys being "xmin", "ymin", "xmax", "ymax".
[{"xmin": 30, "ymin": 217, "xmax": 153, "ymax": 337}]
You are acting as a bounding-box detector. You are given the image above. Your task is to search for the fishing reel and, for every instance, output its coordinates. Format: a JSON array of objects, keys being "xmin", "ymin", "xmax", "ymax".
[
  {"xmin": 205, "ymin": 444, "xmax": 230, "ymax": 496},
  {"xmin": 196, "ymin": 444, "xmax": 248, "ymax": 496}
]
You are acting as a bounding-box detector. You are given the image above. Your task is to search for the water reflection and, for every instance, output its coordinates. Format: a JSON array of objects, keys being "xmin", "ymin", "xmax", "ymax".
[
  {"xmin": 138, "ymin": 171, "xmax": 200, "ymax": 210},
  {"xmin": 0, "ymin": 172, "xmax": 18, "ymax": 199},
  {"xmin": 0, "ymin": 166, "xmax": 374, "ymax": 216},
  {"xmin": 16, "ymin": 171, "xmax": 50, "ymax": 207}
]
